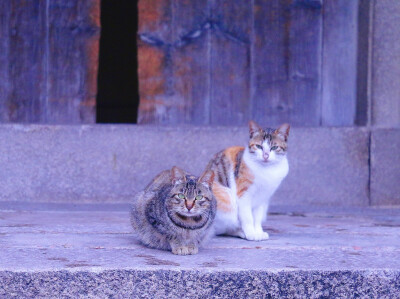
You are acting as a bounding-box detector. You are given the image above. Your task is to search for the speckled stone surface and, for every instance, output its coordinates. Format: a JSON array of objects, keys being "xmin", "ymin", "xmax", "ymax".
[
  {"xmin": 0, "ymin": 125, "xmax": 369, "ymax": 206},
  {"xmin": 1, "ymin": 270, "xmax": 399, "ymax": 298},
  {"xmin": 0, "ymin": 203, "xmax": 399, "ymax": 298}
]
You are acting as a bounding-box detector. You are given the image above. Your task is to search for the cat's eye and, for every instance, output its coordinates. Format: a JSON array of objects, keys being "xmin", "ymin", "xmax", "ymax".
[
  {"xmin": 271, "ymin": 146, "xmax": 278, "ymax": 151},
  {"xmin": 195, "ymin": 195, "xmax": 203, "ymax": 201},
  {"xmin": 256, "ymin": 144, "xmax": 263, "ymax": 149},
  {"xmin": 177, "ymin": 193, "xmax": 185, "ymax": 199}
]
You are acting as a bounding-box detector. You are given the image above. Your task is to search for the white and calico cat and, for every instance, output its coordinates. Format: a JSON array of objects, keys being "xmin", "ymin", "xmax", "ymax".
[{"xmin": 205, "ymin": 120, "xmax": 290, "ymax": 241}]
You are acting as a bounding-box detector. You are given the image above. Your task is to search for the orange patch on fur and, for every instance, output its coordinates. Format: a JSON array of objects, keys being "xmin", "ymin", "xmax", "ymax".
[
  {"xmin": 236, "ymin": 162, "xmax": 254, "ymax": 198},
  {"xmin": 212, "ymin": 182, "xmax": 233, "ymax": 212},
  {"xmin": 224, "ymin": 146, "xmax": 245, "ymax": 170}
]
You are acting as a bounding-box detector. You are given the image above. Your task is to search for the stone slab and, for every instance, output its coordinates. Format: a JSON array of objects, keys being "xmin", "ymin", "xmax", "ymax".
[
  {"xmin": 372, "ymin": 0, "xmax": 400, "ymax": 128},
  {"xmin": 0, "ymin": 204, "xmax": 399, "ymax": 297},
  {"xmin": 0, "ymin": 125, "xmax": 369, "ymax": 206},
  {"xmin": 1, "ymin": 270, "xmax": 399, "ymax": 298},
  {"xmin": 371, "ymin": 129, "xmax": 400, "ymax": 205}
]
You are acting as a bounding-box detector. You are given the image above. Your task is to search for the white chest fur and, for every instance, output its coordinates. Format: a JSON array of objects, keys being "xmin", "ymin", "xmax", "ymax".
[{"xmin": 241, "ymin": 150, "xmax": 289, "ymax": 207}]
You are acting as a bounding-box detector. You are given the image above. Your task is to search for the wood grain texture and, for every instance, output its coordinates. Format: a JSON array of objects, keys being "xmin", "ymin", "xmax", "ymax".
[
  {"xmin": 210, "ymin": 0, "xmax": 252, "ymax": 125},
  {"xmin": 0, "ymin": 0, "xmax": 99, "ymax": 124},
  {"xmin": 138, "ymin": 0, "xmax": 173, "ymax": 44},
  {"xmin": 253, "ymin": 0, "xmax": 323, "ymax": 127},
  {"xmin": 252, "ymin": 0, "xmax": 291, "ymax": 127},
  {"xmin": 287, "ymin": 0, "xmax": 322, "ymax": 126},
  {"xmin": 137, "ymin": 0, "xmax": 172, "ymax": 124},
  {"xmin": 321, "ymin": 0, "xmax": 358, "ymax": 126},
  {"xmin": 136, "ymin": 0, "xmax": 361, "ymax": 127},
  {"xmin": 138, "ymin": 0, "xmax": 210, "ymax": 125},
  {"xmin": 8, "ymin": 0, "xmax": 47, "ymax": 123},
  {"xmin": 171, "ymin": 0, "xmax": 210, "ymax": 125},
  {"xmin": 0, "ymin": 1, "xmax": 10, "ymax": 122},
  {"xmin": 355, "ymin": 0, "xmax": 372, "ymax": 126},
  {"xmin": 371, "ymin": 0, "xmax": 400, "ymax": 128},
  {"xmin": 47, "ymin": 0, "xmax": 100, "ymax": 123}
]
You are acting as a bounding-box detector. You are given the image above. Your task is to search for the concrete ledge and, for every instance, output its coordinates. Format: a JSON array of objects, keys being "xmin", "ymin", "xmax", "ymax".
[
  {"xmin": 0, "ymin": 125, "xmax": 369, "ymax": 205},
  {"xmin": 1, "ymin": 204, "xmax": 399, "ymax": 297},
  {"xmin": 371, "ymin": 129, "xmax": 400, "ymax": 205}
]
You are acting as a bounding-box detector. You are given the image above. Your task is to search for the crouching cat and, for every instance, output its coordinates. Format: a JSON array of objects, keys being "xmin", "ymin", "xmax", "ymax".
[
  {"xmin": 206, "ymin": 121, "xmax": 290, "ymax": 241},
  {"xmin": 130, "ymin": 166, "xmax": 216, "ymax": 255}
]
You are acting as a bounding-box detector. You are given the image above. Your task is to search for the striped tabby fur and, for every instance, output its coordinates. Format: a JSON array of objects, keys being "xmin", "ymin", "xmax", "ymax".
[
  {"xmin": 206, "ymin": 121, "xmax": 290, "ymax": 241},
  {"xmin": 131, "ymin": 167, "xmax": 216, "ymax": 255}
]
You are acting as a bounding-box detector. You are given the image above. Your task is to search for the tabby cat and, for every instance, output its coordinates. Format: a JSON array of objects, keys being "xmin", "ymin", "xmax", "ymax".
[
  {"xmin": 130, "ymin": 166, "xmax": 216, "ymax": 255},
  {"xmin": 206, "ymin": 120, "xmax": 290, "ymax": 241}
]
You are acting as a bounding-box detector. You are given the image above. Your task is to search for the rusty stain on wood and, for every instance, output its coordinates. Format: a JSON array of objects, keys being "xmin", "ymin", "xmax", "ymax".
[
  {"xmin": 138, "ymin": 0, "xmax": 165, "ymax": 32},
  {"xmin": 138, "ymin": 0, "xmax": 171, "ymax": 45},
  {"xmin": 137, "ymin": 45, "xmax": 166, "ymax": 120},
  {"xmin": 81, "ymin": 1, "xmax": 100, "ymax": 117}
]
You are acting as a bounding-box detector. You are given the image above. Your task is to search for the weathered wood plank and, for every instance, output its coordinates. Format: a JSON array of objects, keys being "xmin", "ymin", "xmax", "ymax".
[
  {"xmin": 137, "ymin": 44, "xmax": 169, "ymax": 124},
  {"xmin": 47, "ymin": 0, "xmax": 100, "ymax": 123},
  {"xmin": 371, "ymin": 0, "xmax": 400, "ymax": 128},
  {"xmin": 8, "ymin": 0, "xmax": 47, "ymax": 122},
  {"xmin": 252, "ymin": 0, "xmax": 291, "ymax": 127},
  {"xmin": 253, "ymin": 0, "xmax": 322, "ymax": 127},
  {"xmin": 171, "ymin": 0, "xmax": 210, "ymax": 124},
  {"xmin": 0, "ymin": 1, "xmax": 10, "ymax": 122},
  {"xmin": 137, "ymin": 0, "xmax": 172, "ymax": 124},
  {"xmin": 138, "ymin": 0, "xmax": 173, "ymax": 44},
  {"xmin": 321, "ymin": 0, "xmax": 358, "ymax": 126},
  {"xmin": 288, "ymin": 0, "xmax": 323, "ymax": 126},
  {"xmin": 138, "ymin": 0, "xmax": 210, "ymax": 125},
  {"xmin": 209, "ymin": 0, "xmax": 252, "ymax": 125},
  {"xmin": 355, "ymin": 0, "xmax": 372, "ymax": 126}
]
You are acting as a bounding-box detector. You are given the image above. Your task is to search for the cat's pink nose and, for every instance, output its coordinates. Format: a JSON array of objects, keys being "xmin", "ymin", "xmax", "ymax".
[
  {"xmin": 263, "ymin": 153, "xmax": 269, "ymax": 160},
  {"xmin": 185, "ymin": 201, "xmax": 194, "ymax": 211}
]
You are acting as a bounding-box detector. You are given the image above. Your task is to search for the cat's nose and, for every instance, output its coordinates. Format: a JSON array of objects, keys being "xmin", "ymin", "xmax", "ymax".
[
  {"xmin": 185, "ymin": 200, "xmax": 195, "ymax": 211},
  {"xmin": 263, "ymin": 152, "xmax": 269, "ymax": 160}
]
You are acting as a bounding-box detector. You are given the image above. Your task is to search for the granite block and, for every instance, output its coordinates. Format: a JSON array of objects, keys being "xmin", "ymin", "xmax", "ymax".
[{"xmin": 371, "ymin": 129, "xmax": 400, "ymax": 205}]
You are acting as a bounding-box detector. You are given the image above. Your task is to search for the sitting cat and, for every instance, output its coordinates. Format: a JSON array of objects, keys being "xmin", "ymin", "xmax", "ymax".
[
  {"xmin": 130, "ymin": 166, "xmax": 216, "ymax": 255},
  {"xmin": 205, "ymin": 120, "xmax": 290, "ymax": 241}
]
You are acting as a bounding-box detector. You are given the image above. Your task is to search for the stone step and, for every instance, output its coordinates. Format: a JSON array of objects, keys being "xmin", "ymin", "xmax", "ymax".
[
  {"xmin": 0, "ymin": 124, "xmax": 379, "ymax": 206},
  {"xmin": 0, "ymin": 203, "xmax": 399, "ymax": 298}
]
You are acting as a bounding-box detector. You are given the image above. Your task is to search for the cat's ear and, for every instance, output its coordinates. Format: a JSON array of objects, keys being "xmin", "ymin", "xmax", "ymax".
[
  {"xmin": 274, "ymin": 123, "xmax": 290, "ymax": 142},
  {"xmin": 249, "ymin": 120, "xmax": 263, "ymax": 137},
  {"xmin": 170, "ymin": 166, "xmax": 186, "ymax": 185},
  {"xmin": 198, "ymin": 170, "xmax": 215, "ymax": 189}
]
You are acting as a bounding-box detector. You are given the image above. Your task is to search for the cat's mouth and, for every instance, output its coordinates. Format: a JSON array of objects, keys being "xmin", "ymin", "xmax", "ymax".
[{"xmin": 176, "ymin": 213, "xmax": 202, "ymax": 222}]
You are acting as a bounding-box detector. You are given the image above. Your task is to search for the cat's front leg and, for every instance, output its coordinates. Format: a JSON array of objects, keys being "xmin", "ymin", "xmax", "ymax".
[
  {"xmin": 237, "ymin": 197, "xmax": 257, "ymax": 241},
  {"xmin": 253, "ymin": 205, "xmax": 269, "ymax": 241}
]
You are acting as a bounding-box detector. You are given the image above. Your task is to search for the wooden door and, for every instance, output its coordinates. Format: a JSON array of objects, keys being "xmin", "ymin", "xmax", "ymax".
[{"xmin": 137, "ymin": 0, "xmax": 366, "ymax": 127}]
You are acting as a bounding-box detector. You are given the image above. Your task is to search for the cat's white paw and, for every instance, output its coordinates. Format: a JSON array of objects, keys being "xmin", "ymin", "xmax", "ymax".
[
  {"xmin": 254, "ymin": 231, "xmax": 269, "ymax": 241},
  {"xmin": 172, "ymin": 246, "xmax": 198, "ymax": 255},
  {"xmin": 243, "ymin": 231, "xmax": 256, "ymax": 241},
  {"xmin": 244, "ymin": 230, "xmax": 269, "ymax": 241}
]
